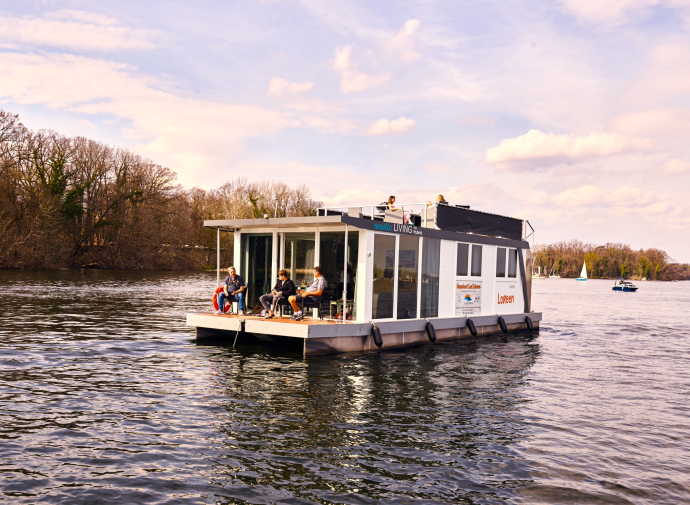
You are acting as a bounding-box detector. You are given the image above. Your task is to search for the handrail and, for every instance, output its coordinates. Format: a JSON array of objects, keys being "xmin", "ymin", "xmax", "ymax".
[{"xmin": 317, "ymin": 202, "xmax": 434, "ymax": 226}]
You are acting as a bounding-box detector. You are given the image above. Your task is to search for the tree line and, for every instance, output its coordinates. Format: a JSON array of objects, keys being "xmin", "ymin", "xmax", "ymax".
[
  {"xmin": 0, "ymin": 110, "xmax": 320, "ymax": 270},
  {"xmin": 533, "ymin": 241, "xmax": 690, "ymax": 281}
]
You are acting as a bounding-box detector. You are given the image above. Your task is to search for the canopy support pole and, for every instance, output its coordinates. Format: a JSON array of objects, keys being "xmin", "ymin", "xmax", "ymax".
[
  {"xmin": 216, "ymin": 228, "xmax": 220, "ymax": 286},
  {"xmin": 343, "ymin": 225, "xmax": 348, "ymax": 322}
]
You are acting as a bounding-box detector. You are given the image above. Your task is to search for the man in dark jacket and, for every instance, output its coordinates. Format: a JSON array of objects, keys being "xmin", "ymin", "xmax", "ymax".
[{"xmin": 259, "ymin": 269, "xmax": 296, "ymax": 318}]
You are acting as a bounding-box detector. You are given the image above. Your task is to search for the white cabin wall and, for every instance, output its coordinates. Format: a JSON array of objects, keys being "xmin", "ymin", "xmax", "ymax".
[
  {"xmin": 233, "ymin": 231, "xmax": 241, "ymax": 272},
  {"xmin": 355, "ymin": 230, "xmax": 373, "ymax": 322},
  {"xmin": 495, "ymin": 248, "xmax": 524, "ymax": 315},
  {"xmin": 482, "ymin": 245, "xmax": 497, "ymax": 316},
  {"xmin": 438, "ymin": 239, "xmax": 456, "ymax": 317}
]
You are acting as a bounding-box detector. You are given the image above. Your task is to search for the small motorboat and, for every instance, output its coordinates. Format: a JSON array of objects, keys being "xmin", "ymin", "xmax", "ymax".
[{"xmin": 612, "ymin": 280, "xmax": 638, "ymax": 292}]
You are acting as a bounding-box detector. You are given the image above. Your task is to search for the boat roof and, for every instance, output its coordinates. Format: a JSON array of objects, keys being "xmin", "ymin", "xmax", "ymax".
[{"xmin": 204, "ymin": 215, "xmax": 530, "ymax": 249}]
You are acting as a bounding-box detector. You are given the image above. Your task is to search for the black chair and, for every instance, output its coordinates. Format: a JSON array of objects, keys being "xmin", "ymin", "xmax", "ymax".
[
  {"xmin": 302, "ymin": 291, "xmax": 329, "ymax": 319},
  {"xmin": 276, "ymin": 295, "xmax": 293, "ymax": 317}
]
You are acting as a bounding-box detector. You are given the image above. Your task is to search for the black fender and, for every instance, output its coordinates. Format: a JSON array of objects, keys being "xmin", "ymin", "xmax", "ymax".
[
  {"xmin": 370, "ymin": 325, "xmax": 383, "ymax": 347},
  {"xmin": 497, "ymin": 316, "xmax": 508, "ymax": 334},
  {"xmin": 466, "ymin": 318, "xmax": 478, "ymax": 337},
  {"xmin": 425, "ymin": 321, "xmax": 437, "ymax": 343},
  {"xmin": 524, "ymin": 315, "xmax": 534, "ymax": 331}
]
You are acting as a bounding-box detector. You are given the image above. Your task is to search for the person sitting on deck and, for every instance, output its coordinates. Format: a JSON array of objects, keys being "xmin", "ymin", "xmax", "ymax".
[
  {"xmin": 217, "ymin": 266, "xmax": 246, "ymax": 315},
  {"xmin": 288, "ymin": 266, "xmax": 327, "ymax": 321},
  {"xmin": 259, "ymin": 269, "xmax": 296, "ymax": 319}
]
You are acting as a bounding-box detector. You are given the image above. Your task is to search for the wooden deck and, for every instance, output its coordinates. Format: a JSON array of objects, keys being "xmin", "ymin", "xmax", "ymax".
[
  {"xmin": 187, "ymin": 310, "xmax": 542, "ymax": 356},
  {"xmin": 199, "ymin": 312, "xmax": 352, "ymax": 325}
]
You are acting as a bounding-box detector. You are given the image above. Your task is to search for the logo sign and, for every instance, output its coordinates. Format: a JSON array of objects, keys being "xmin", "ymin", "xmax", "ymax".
[
  {"xmin": 496, "ymin": 281, "xmax": 518, "ymax": 306},
  {"xmin": 372, "ymin": 222, "xmax": 422, "ymax": 236},
  {"xmin": 455, "ymin": 281, "xmax": 482, "ymax": 316}
]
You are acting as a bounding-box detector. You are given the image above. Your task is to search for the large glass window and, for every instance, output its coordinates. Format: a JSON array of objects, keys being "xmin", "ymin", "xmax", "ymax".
[
  {"xmin": 421, "ymin": 238, "xmax": 440, "ymax": 318},
  {"xmin": 496, "ymin": 247, "xmax": 506, "ymax": 277},
  {"xmin": 319, "ymin": 231, "xmax": 359, "ymax": 319},
  {"xmin": 372, "ymin": 234, "xmax": 395, "ymax": 319},
  {"xmin": 456, "ymin": 243, "xmax": 469, "ymax": 276},
  {"xmin": 397, "ymin": 235, "xmax": 419, "ymax": 319},
  {"xmin": 241, "ymin": 234, "xmax": 272, "ymax": 312},
  {"xmin": 283, "ymin": 232, "xmax": 315, "ymax": 287},
  {"xmin": 471, "ymin": 245, "xmax": 482, "ymax": 276},
  {"xmin": 508, "ymin": 249, "xmax": 518, "ymax": 278}
]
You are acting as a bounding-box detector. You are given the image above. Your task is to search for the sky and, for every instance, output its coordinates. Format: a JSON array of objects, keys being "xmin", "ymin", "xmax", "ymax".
[{"xmin": 1, "ymin": 0, "xmax": 690, "ymax": 261}]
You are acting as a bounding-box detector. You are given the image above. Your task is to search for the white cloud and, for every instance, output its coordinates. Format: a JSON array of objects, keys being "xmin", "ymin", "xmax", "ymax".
[
  {"xmin": 0, "ymin": 52, "xmax": 286, "ymax": 186},
  {"xmin": 48, "ymin": 9, "xmax": 118, "ymax": 26},
  {"xmin": 267, "ymin": 77, "xmax": 314, "ymax": 97},
  {"xmin": 561, "ymin": 0, "xmax": 690, "ymax": 23},
  {"xmin": 552, "ymin": 184, "xmax": 658, "ymax": 208},
  {"xmin": 663, "ymin": 159, "xmax": 690, "ymax": 174},
  {"xmin": 0, "ymin": 10, "xmax": 159, "ymax": 51},
  {"xmin": 332, "ymin": 46, "xmax": 389, "ymax": 93},
  {"xmin": 486, "ymin": 129, "xmax": 653, "ymax": 167},
  {"xmin": 389, "ymin": 19, "xmax": 421, "ymax": 62},
  {"xmin": 366, "ymin": 117, "xmax": 415, "ymax": 135}
]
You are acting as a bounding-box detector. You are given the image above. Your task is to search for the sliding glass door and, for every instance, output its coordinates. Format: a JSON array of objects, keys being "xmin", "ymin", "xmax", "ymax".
[
  {"xmin": 372, "ymin": 234, "xmax": 395, "ymax": 319},
  {"xmin": 283, "ymin": 232, "xmax": 315, "ymax": 288},
  {"xmin": 372, "ymin": 234, "xmax": 439, "ymax": 320},
  {"xmin": 397, "ymin": 235, "xmax": 419, "ymax": 319}
]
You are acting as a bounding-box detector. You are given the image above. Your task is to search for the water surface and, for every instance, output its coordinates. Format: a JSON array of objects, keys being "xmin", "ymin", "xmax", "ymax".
[{"xmin": 1, "ymin": 272, "xmax": 688, "ymax": 504}]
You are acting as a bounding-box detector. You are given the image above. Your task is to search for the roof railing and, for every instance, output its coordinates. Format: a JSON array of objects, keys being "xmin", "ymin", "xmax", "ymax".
[{"xmin": 317, "ymin": 202, "xmax": 435, "ymax": 226}]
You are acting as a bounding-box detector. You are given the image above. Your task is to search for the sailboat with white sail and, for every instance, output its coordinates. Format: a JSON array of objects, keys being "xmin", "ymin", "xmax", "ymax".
[{"xmin": 576, "ymin": 261, "xmax": 588, "ymax": 281}]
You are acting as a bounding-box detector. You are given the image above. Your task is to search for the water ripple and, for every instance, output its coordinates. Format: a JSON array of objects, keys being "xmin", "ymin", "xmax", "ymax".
[{"xmin": 1, "ymin": 272, "xmax": 689, "ymax": 504}]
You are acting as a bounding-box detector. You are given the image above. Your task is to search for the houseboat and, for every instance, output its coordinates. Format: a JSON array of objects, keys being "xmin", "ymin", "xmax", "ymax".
[{"xmin": 186, "ymin": 202, "xmax": 541, "ymax": 356}]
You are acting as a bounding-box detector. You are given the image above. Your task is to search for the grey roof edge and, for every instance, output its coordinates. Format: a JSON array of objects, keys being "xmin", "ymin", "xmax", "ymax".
[
  {"xmin": 204, "ymin": 214, "xmax": 530, "ymax": 248},
  {"xmin": 204, "ymin": 216, "xmax": 343, "ymax": 228}
]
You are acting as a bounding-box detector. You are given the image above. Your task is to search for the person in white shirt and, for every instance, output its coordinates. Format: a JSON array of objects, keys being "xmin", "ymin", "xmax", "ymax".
[{"xmin": 288, "ymin": 266, "xmax": 327, "ymax": 321}]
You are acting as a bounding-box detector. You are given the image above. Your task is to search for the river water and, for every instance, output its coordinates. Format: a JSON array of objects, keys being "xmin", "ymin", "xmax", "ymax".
[{"xmin": 0, "ymin": 272, "xmax": 688, "ymax": 505}]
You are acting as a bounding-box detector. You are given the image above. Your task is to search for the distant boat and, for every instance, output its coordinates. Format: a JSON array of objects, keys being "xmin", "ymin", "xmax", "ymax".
[
  {"xmin": 549, "ymin": 273, "xmax": 561, "ymax": 279},
  {"xmin": 612, "ymin": 280, "xmax": 638, "ymax": 292},
  {"xmin": 576, "ymin": 262, "xmax": 588, "ymax": 281}
]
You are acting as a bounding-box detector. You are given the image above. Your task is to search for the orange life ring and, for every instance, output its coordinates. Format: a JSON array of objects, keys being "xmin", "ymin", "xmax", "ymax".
[{"xmin": 212, "ymin": 286, "xmax": 231, "ymax": 313}]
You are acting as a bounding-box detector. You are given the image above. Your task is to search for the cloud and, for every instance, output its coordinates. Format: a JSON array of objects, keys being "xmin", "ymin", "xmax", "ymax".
[
  {"xmin": 267, "ymin": 77, "xmax": 314, "ymax": 97},
  {"xmin": 366, "ymin": 117, "xmax": 415, "ymax": 135},
  {"xmin": 560, "ymin": 0, "xmax": 690, "ymax": 23},
  {"xmin": 0, "ymin": 10, "xmax": 159, "ymax": 51},
  {"xmin": 486, "ymin": 129, "xmax": 653, "ymax": 167},
  {"xmin": 552, "ymin": 184, "xmax": 657, "ymax": 208},
  {"xmin": 332, "ymin": 46, "xmax": 389, "ymax": 93},
  {"xmin": 0, "ymin": 52, "xmax": 286, "ymax": 186},
  {"xmin": 388, "ymin": 19, "xmax": 421, "ymax": 62},
  {"xmin": 663, "ymin": 159, "xmax": 690, "ymax": 174}
]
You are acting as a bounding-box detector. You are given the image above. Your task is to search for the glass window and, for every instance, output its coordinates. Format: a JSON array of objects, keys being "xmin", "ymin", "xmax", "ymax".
[
  {"xmin": 372, "ymin": 234, "xmax": 395, "ymax": 319},
  {"xmin": 496, "ymin": 247, "xmax": 506, "ymax": 277},
  {"xmin": 471, "ymin": 245, "xmax": 482, "ymax": 276},
  {"xmin": 421, "ymin": 238, "xmax": 440, "ymax": 318},
  {"xmin": 508, "ymin": 248, "xmax": 518, "ymax": 278},
  {"xmin": 456, "ymin": 243, "xmax": 469, "ymax": 276},
  {"xmin": 283, "ymin": 232, "xmax": 315, "ymax": 287},
  {"xmin": 319, "ymin": 231, "xmax": 359, "ymax": 319},
  {"xmin": 397, "ymin": 235, "xmax": 419, "ymax": 319}
]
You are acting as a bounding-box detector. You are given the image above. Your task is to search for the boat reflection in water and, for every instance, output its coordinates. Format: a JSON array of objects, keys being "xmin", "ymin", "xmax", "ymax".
[{"xmin": 201, "ymin": 335, "xmax": 541, "ymax": 504}]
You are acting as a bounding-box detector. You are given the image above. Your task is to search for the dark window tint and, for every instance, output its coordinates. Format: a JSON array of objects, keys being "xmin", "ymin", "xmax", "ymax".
[
  {"xmin": 397, "ymin": 235, "xmax": 419, "ymax": 319},
  {"xmin": 421, "ymin": 238, "xmax": 440, "ymax": 318},
  {"xmin": 372, "ymin": 234, "xmax": 395, "ymax": 319},
  {"xmin": 471, "ymin": 245, "xmax": 482, "ymax": 276},
  {"xmin": 456, "ymin": 243, "xmax": 469, "ymax": 276},
  {"xmin": 508, "ymin": 249, "xmax": 518, "ymax": 278},
  {"xmin": 496, "ymin": 247, "xmax": 506, "ymax": 277}
]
